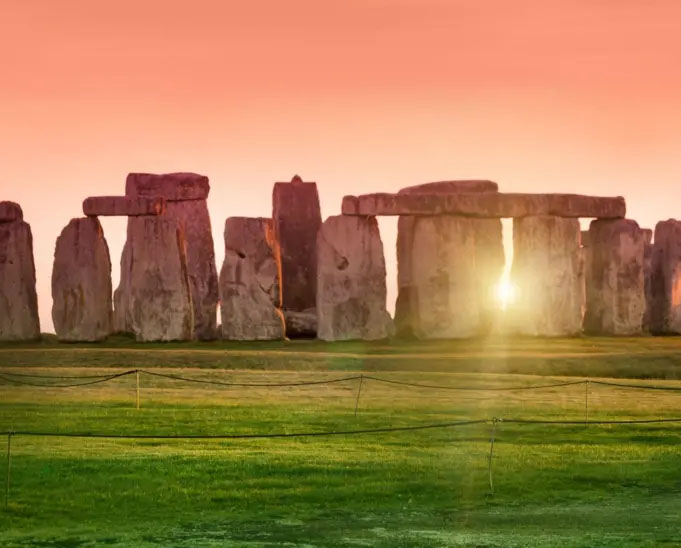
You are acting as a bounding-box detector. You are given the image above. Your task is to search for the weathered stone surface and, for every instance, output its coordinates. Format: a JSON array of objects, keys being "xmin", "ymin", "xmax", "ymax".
[
  {"xmin": 509, "ymin": 216, "xmax": 584, "ymax": 336},
  {"xmin": 219, "ymin": 217, "xmax": 285, "ymax": 340},
  {"xmin": 642, "ymin": 229, "xmax": 654, "ymax": 331},
  {"xmin": 0, "ymin": 218, "xmax": 40, "ymax": 340},
  {"xmin": 583, "ymin": 219, "xmax": 645, "ymax": 335},
  {"xmin": 398, "ymin": 180, "xmax": 499, "ymax": 194},
  {"xmin": 273, "ymin": 175, "xmax": 322, "ymax": 336},
  {"xmin": 83, "ymin": 196, "xmax": 165, "ymax": 217},
  {"xmin": 51, "ymin": 217, "xmax": 112, "ymax": 341},
  {"xmin": 115, "ymin": 173, "xmax": 218, "ymax": 340},
  {"xmin": 342, "ymin": 192, "xmax": 626, "ymax": 219},
  {"xmin": 649, "ymin": 220, "xmax": 681, "ymax": 334},
  {"xmin": 122, "ymin": 217, "xmax": 193, "ymax": 341},
  {"xmin": 317, "ymin": 215, "xmax": 392, "ymax": 341},
  {"xmin": 0, "ymin": 201, "xmax": 23, "ymax": 223},
  {"xmin": 396, "ymin": 216, "xmax": 498, "ymax": 338},
  {"xmin": 165, "ymin": 200, "xmax": 219, "ymax": 340},
  {"xmin": 395, "ymin": 181, "xmax": 504, "ymax": 338},
  {"xmin": 126, "ymin": 172, "xmax": 209, "ymax": 201}
]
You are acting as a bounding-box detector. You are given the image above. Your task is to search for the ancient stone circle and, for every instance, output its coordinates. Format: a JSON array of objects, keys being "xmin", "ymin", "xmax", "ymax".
[{"xmin": 2, "ymin": 173, "xmax": 679, "ymax": 341}]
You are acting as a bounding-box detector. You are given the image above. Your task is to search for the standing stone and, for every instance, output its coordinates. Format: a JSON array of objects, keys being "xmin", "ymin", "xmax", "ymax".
[
  {"xmin": 583, "ymin": 219, "xmax": 645, "ymax": 335},
  {"xmin": 272, "ymin": 175, "xmax": 322, "ymax": 336},
  {"xmin": 219, "ymin": 217, "xmax": 285, "ymax": 340},
  {"xmin": 125, "ymin": 217, "xmax": 193, "ymax": 342},
  {"xmin": 642, "ymin": 229, "xmax": 653, "ymax": 331},
  {"xmin": 0, "ymin": 202, "xmax": 40, "ymax": 341},
  {"xmin": 52, "ymin": 217, "xmax": 112, "ymax": 341},
  {"xmin": 317, "ymin": 216, "xmax": 392, "ymax": 341},
  {"xmin": 120, "ymin": 172, "xmax": 218, "ymax": 340},
  {"xmin": 650, "ymin": 220, "xmax": 681, "ymax": 334},
  {"xmin": 395, "ymin": 181, "xmax": 504, "ymax": 338},
  {"xmin": 510, "ymin": 216, "xmax": 584, "ymax": 336}
]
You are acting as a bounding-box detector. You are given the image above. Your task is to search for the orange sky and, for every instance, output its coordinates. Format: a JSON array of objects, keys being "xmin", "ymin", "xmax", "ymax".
[{"xmin": 2, "ymin": 0, "xmax": 681, "ymax": 333}]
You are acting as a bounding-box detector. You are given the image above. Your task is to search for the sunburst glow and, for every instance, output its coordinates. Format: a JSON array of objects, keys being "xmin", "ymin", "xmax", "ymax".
[{"xmin": 495, "ymin": 277, "xmax": 516, "ymax": 309}]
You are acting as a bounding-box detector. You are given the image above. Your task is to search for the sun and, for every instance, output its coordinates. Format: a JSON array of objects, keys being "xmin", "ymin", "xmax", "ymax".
[{"xmin": 495, "ymin": 277, "xmax": 516, "ymax": 309}]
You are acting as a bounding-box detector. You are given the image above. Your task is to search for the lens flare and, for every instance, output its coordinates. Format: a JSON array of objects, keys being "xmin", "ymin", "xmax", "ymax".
[{"xmin": 495, "ymin": 277, "xmax": 516, "ymax": 309}]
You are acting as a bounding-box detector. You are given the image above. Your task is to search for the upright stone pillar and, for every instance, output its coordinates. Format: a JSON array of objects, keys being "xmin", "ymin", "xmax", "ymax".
[
  {"xmin": 272, "ymin": 175, "xmax": 322, "ymax": 336},
  {"xmin": 317, "ymin": 215, "xmax": 392, "ymax": 341},
  {"xmin": 125, "ymin": 217, "xmax": 194, "ymax": 342},
  {"xmin": 510, "ymin": 215, "xmax": 584, "ymax": 336},
  {"xmin": 583, "ymin": 219, "xmax": 645, "ymax": 335},
  {"xmin": 219, "ymin": 217, "xmax": 285, "ymax": 340},
  {"xmin": 52, "ymin": 217, "xmax": 112, "ymax": 341},
  {"xmin": 650, "ymin": 220, "xmax": 681, "ymax": 334},
  {"xmin": 642, "ymin": 228, "xmax": 653, "ymax": 332},
  {"xmin": 119, "ymin": 172, "xmax": 218, "ymax": 340},
  {"xmin": 395, "ymin": 181, "xmax": 504, "ymax": 338},
  {"xmin": 0, "ymin": 202, "xmax": 40, "ymax": 340}
]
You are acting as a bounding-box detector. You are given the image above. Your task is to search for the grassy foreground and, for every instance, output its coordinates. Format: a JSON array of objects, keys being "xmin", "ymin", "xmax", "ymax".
[{"xmin": 2, "ymin": 338, "xmax": 681, "ymax": 546}]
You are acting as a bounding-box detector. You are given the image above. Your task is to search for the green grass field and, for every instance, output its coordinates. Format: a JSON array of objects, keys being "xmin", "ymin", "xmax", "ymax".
[{"xmin": 2, "ymin": 337, "xmax": 681, "ymax": 546}]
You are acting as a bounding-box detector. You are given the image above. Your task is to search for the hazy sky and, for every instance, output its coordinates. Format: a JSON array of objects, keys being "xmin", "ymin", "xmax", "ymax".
[{"xmin": 2, "ymin": 0, "xmax": 681, "ymax": 333}]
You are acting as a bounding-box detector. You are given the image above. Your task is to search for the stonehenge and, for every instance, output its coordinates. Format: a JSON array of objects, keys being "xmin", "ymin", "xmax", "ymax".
[
  {"xmin": 317, "ymin": 215, "xmax": 392, "ymax": 341},
  {"xmin": 509, "ymin": 216, "xmax": 584, "ymax": 336},
  {"xmin": 83, "ymin": 196, "xmax": 166, "ymax": 217},
  {"xmin": 583, "ymin": 219, "xmax": 645, "ymax": 335},
  {"xmin": 219, "ymin": 217, "xmax": 285, "ymax": 340},
  {"xmin": 0, "ymin": 202, "xmax": 40, "ymax": 341},
  {"xmin": 395, "ymin": 181, "xmax": 504, "ymax": 338},
  {"xmin": 52, "ymin": 217, "xmax": 112, "ymax": 341},
  {"xmin": 342, "ymin": 192, "xmax": 626, "ymax": 219},
  {"xmin": 126, "ymin": 173, "xmax": 218, "ymax": 340},
  {"xmin": 649, "ymin": 220, "xmax": 681, "ymax": 334},
  {"xmin": 125, "ymin": 217, "xmax": 194, "ymax": 341},
  {"xmin": 273, "ymin": 175, "xmax": 322, "ymax": 337},
  {"xmin": 6, "ymin": 170, "xmax": 679, "ymax": 343}
]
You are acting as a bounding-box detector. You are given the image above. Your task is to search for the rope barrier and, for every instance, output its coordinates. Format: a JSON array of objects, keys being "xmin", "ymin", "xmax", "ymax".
[
  {"xmin": 1, "ymin": 416, "xmax": 679, "ymax": 441},
  {"xmin": 138, "ymin": 369, "xmax": 362, "ymax": 387},
  {"xmin": 0, "ymin": 370, "xmax": 126, "ymax": 379},
  {"xmin": 0, "ymin": 419, "xmax": 489, "ymax": 440},
  {"xmin": 3, "ymin": 368, "xmax": 681, "ymax": 394},
  {"xmin": 0, "ymin": 371, "xmax": 136, "ymax": 388},
  {"xmin": 364, "ymin": 376, "xmax": 587, "ymax": 391}
]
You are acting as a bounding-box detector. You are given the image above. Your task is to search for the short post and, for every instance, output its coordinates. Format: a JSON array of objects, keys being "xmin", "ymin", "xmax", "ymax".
[
  {"xmin": 354, "ymin": 374, "xmax": 364, "ymax": 417},
  {"xmin": 584, "ymin": 380, "xmax": 589, "ymax": 426},
  {"xmin": 136, "ymin": 370, "xmax": 140, "ymax": 410},
  {"xmin": 5, "ymin": 433, "xmax": 12, "ymax": 508},
  {"xmin": 488, "ymin": 418, "xmax": 498, "ymax": 495}
]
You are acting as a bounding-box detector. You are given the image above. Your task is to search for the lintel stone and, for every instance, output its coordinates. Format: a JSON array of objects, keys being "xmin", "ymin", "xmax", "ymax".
[{"xmin": 342, "ymin": 192, "xmax": 625, "ymax": 219}]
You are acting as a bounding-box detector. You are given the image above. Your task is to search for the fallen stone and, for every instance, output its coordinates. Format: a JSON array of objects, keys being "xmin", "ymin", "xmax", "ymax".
[
  {"xmin": 283, "ymin": 309, "xmax": 317, "ymax": 337},
  {"xmin": 219, "ymin": 217, "xmax": 285, "ymax": 340},
  {"xmin": 51, "ymin": 217, "xmax": 112, "ymax": 341},
  {"xmin": 0, "ymin": 218, "xmax": 40, "ymax": 340},
  {"xmin": 583, "ymin": 219, "xmax": 645, "ymax": 335},
  {"xmin": 0, "ymin": 201, "xmax": 23, "ymax": 223},
  {"xmin": 125, "ymin": 217, "xmax": 194, "ymax": 341},
  {"xmin": 395, "ymin": 181, "xmax": 503, "ymax": 338},
  {"xmin": 317, "ymin": 215, "xmax": 392, "ymax": 341},
  {"xmin": 273, "ymin": 175, "xmax": 322, "ymax": 336},
  {"xmin": 126, "ymin": 172, "xmax": 209, "ymax": 201},
  {"xmin": 342, "ymin": 192, "xmax": 626, "ymax": 219},
  {"xmin": 649, "ymin": 220, "xmax": 681, "ymax": 334},
  {"xmin": 83, "ymin": 196, "xmax": 165, "ymax": 217},
  {"xmin": 509, "ymin": 216, "xmax": 584, "ymax": 336}
]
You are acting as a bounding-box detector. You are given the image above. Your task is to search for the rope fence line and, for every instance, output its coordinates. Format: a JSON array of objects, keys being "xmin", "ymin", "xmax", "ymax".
[
  {"xmin": 5, "ymin": 415, "xmax": 681, "ymax": 504},
  {"xmin": 3, "ymin": 368, "xmax": 681, "ymax": 392}
]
